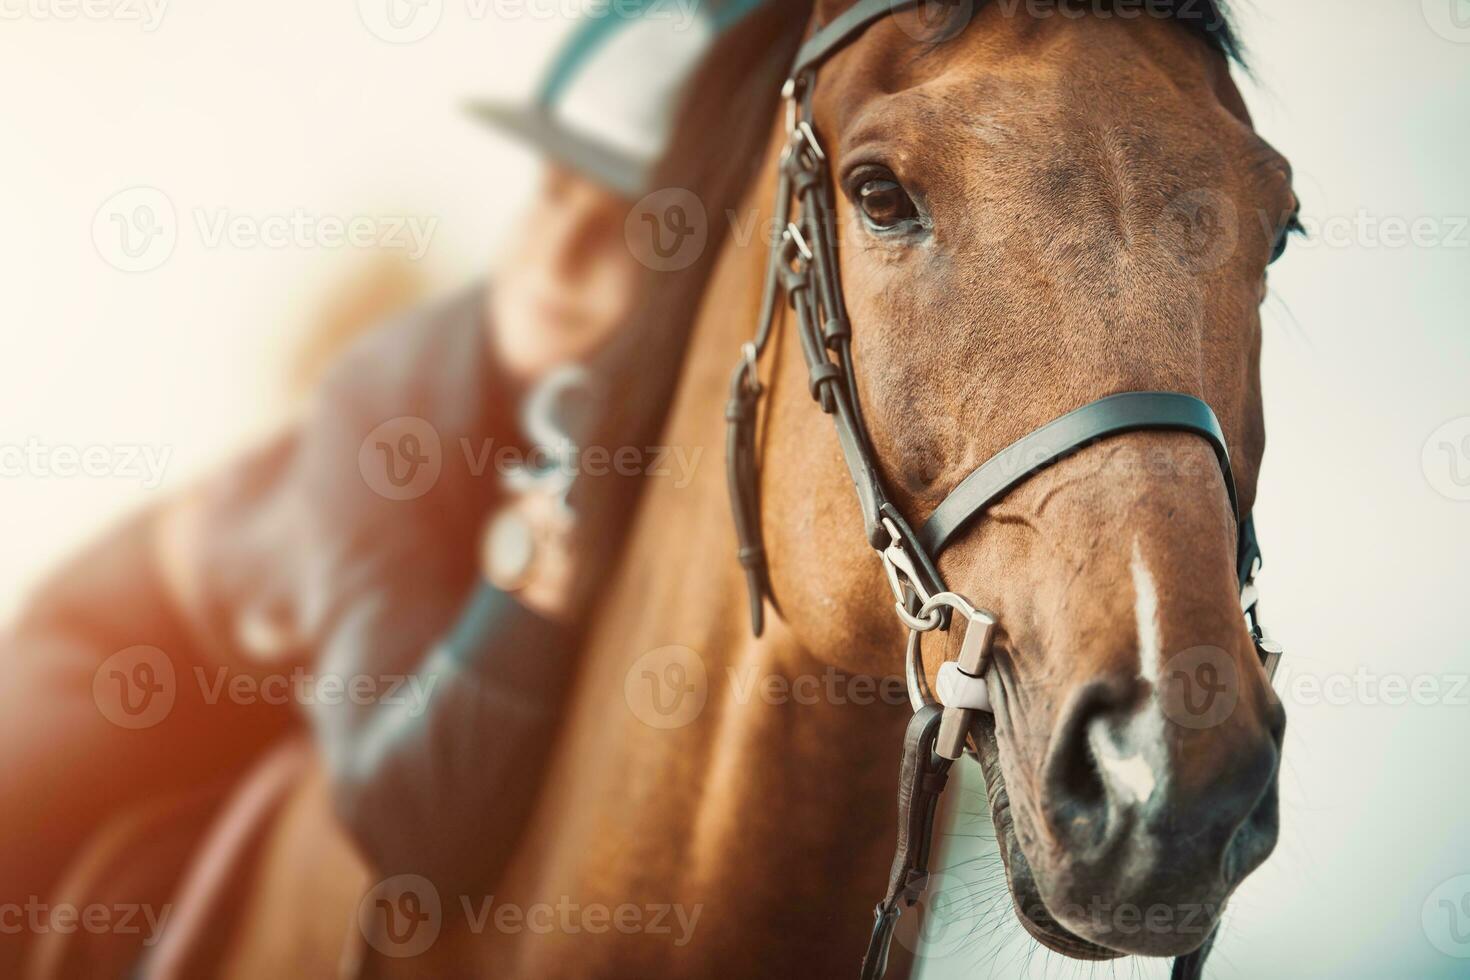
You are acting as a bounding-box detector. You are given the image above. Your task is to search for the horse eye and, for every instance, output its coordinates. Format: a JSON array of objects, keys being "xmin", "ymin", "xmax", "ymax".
[
  {"xmin": 856, "ymin": 177, "xmax": 918, "ymax": 229},
  {"xmin": 1270, "ymin": 211, "xmax": 1303, "ymax": 265}
]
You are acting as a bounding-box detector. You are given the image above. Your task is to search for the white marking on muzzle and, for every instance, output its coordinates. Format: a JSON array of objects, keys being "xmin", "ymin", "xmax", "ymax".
[
  {"xmin": 1091, "ymin": 537, "xmax": 1166, "ymax": 806},
  {"xmin": 1131, "ymin": 538, "xmax": 1163, "ymax": 684},
  {"xmin": 1097, "ymin": 750, "xmax": 1157, "ymax": 803}
]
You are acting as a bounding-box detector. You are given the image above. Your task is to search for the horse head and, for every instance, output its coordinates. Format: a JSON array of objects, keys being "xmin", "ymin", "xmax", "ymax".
[{"xmin": 753, "ymin": 0, "xmax": 1297, "ymax": 959}]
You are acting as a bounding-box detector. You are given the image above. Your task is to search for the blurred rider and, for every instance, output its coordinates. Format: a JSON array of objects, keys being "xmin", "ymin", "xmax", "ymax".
[{"xmin": 0, "ymin": 1, "xmax": 766, "ymax": 973}]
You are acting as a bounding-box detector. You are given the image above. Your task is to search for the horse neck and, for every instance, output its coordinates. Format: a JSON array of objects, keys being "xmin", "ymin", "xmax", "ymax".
[{"xmin": 498, "ymin": 149, "xmax": 911, "ymax": 974}]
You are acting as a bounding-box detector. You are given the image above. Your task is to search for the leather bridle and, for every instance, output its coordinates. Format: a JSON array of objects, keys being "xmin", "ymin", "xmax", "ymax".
[{"xmin": 723, "ymin": 1, "xmax": 1284, "ymax": 977}]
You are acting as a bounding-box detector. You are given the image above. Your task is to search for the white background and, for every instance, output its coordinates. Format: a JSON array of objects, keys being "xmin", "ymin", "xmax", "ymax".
[{"xmin": 1, "ymin": 1, "xmax": 1467, "ymax": 977}]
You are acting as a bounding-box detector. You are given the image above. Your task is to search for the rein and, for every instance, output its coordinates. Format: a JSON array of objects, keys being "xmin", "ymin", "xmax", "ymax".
[{"xmin": 722, "ymin": 1, "xmax": 1284, "ymax": 977}]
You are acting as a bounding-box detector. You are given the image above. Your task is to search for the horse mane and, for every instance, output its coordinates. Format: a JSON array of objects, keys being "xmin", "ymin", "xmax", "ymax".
[
  {"xmin": 573, "ymin": 0, "xmax": 815, "ymax": 576},
  {"xmin": 1131, "ymin": 0, "xmax": 1244, "ymax": 64}
]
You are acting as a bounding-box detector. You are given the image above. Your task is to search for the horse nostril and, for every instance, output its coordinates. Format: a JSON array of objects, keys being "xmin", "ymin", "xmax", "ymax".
[
  {"xmin": 1042, "ymin": 678, "xmax": 1141, "ymax": 849},
  {"xmin": 1040, "ymin": 671, "xmax": 1282, "ymax": 877}
]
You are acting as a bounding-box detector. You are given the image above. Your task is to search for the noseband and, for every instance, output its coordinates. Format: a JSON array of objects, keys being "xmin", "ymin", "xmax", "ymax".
[{"xmin": 723, "ymin": 1, "xmax": 1285, "ymax": 977}]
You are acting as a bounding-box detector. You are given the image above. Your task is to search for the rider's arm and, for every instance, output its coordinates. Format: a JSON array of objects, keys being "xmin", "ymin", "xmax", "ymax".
[{"xmin": 315, "ymin": 580, "xmax": 576, "ymax": 893}]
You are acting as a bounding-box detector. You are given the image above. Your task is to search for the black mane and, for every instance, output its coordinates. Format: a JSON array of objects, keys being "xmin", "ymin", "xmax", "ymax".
[{"xmin": 1151, "ymin": 0, "xmax": 1244, "ymax": 64}]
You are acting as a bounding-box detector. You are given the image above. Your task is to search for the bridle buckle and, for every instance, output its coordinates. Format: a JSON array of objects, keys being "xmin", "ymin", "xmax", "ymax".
[
  {"xmin": 880, "ymin": 518, "xmax": 940, "ymax": 629},
  {"xmin": 1240, "ymin": 559, "xmax": 1284, "ymax": 680},
  {"xmin": 737, "ymin": 341, "xmax": 761, "ymax": 394}
]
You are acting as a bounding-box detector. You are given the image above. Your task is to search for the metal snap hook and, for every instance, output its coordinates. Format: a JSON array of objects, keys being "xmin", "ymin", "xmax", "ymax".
[
  {"xmin": 786, "ymin": 223, "xmax": 815, "ymax": 262},
  {"xmin": 739, "ymin": 341, "xmax": 761, "ymax": 392}
]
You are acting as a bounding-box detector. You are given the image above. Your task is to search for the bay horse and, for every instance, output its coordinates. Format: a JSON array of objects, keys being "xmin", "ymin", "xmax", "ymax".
[{"xmin": 125, "ymin": 1, "xmax": 1299, "ymax": 977}]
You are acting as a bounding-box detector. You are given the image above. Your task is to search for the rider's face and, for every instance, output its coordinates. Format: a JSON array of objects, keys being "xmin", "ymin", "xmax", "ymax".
[{"xmin": 489, "ymin": 164, "xmax": 640, "ymax": 380}]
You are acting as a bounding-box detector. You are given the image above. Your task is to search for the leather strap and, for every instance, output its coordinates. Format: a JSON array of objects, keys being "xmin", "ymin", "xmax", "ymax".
[
  {"xmin": 860, "ymin": 704, "xmax": 951, "ymax": 980},
  {"xmin": 1237, "ymin": 509, "xmax": 1262, "ymax": 586},
  {"xmin": 790, "ymin": 0, "xmax": 926, "ymax": 79},
  {"xmin": 919, "ymin": 392, "xmax": 1237, "ymax": 556},
  {"xmin": 726, "ymin": 366, "xmax": 772, "ymax": 635},
  {"xmin": 1171, "ymin": 927, "xmax": 1219, "ymax": 980}
]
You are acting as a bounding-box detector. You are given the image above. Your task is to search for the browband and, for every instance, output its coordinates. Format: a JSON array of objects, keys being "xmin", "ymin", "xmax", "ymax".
[{"xmin": 789, "ymin": 0, "xmax": 927, "ymax": 78}]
